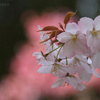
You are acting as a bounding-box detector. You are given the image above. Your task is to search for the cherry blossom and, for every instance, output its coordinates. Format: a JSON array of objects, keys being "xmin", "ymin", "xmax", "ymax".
[
  {"xmin": 78, "ymin": 16, "xmax": 100, "ymax": 53},
  {"xmin": 51, "ymin": 75, "xmax": 85, "ymax": 91},
  {"xmin": 67, "ymin": 55, "xmax": 92, "ymax": 82},
  {"xmin": 34, "ymin": 11, "xmax": 100, "ymax": 91},
  {"xmin": 57, "ymin": 22, "xmax": 88, "ymax": 58},
  {"xmin": 38, "ymin": 62, "xmax": 67, "ymax": 77}
]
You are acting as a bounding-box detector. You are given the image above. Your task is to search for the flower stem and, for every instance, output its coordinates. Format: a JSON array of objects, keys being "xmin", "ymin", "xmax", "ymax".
[
  {"xmin": 55, "ymin": 43, "xmax": 64, "ymax": 61},
  {"xmin": 45, "ymin": 43, "xmax": 64, "ymax": 57},
  {"xmin": 66, "ymin": 57, "xmax": 68, "ymax": 65}
]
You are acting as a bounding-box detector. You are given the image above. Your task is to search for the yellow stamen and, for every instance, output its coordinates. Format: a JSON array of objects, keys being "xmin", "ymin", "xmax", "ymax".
[
  {"xmin": 71, "ymin": 34, "xmax": 77, "ymax": 41},
  {"xmin": 91, "ymin": 30, "xmax": 98, "ymax": 36}
]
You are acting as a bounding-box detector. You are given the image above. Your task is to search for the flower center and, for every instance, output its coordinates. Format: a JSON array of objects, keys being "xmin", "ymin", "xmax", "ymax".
[
  {"xmin": 71, "ymin": 34, "xmax": 77, "ymax": 41},
  {"xmin": 51, "ymin": 63, "xmax": 60, "ymax": 74},
  {"xmin": 91, "ymin": 30, "xmax": 98, "ymax": 36},
  {"xmin": 52, "ymin": 66, "xmax": 58, "ymax": 72}
]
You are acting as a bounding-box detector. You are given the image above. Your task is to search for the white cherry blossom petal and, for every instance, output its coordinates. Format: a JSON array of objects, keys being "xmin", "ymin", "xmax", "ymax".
[
  {"xmin": 79, "ymin": 61, "xmax": 92, "ymax": 73},
  {"xmin": 78, "ymin": 17, "xmax": 93, "ymax": 33},
  {"xmin": 74, "ymin": 32, "xmax": 88, "ymax": 55},
  {"xmin": 86, "ymin": 32, "xmax": 98, "ymax": 53},
  {"xmin": 65, "ymin": 22, "xmax": 79, "ymax": 34},
  {"xmin": 88, "ymin": 58, "xmax": 100, "ymax": 77},
  {"xmin": 74, "ymin": 39, "xmax": 87, "ymax": 55},
  {"xmin": 77, "ymin": 31, "xmax": 86, "ymax": 43},
  {"xmin": 92, "ymin": 51, "xmax": 100, "ymax": 68},
  {"xmin": 92, "ymin": 67, "xmax": 100, "ymax": 77},
  {"xmin": 38, "ymin": 25, "xmax": 44, "ymax": 35},
  {"xmin": 33, "ymin": 52, "xmax": 41, "ymax": 56},
  {"xmin": 86, "ymin": 30, "xmax": 100, "ymax": 53},
  {"xmin": 51, "ymin": 78, "xmax": 64, "ymax": 88},
  {"xmin": 75, "ymin": 77, "xmax": 86, "ymax": 91},
  {"xmin": 61, "ymin": 41, "xmax": 75, "ymax": 58},
  {"xmin": 76, "ymin": 84, "xmax": 86, "ymax": 91},
  {"xmin": 94, "ymin": 15, "xmax": 100, "ymax": 31},
  {"xmin": 97, "ymin": 31, "xmax": 100, "ymax": 39},
  {"xmin": 78, "ymin": 67, "xmax": 92, "ymax": 82},
  {"xmin": 38, "ymin": 65, "xmax": 53, "ymax": 73},
  {"xmin": 92, "ymin": 37, "xmax": 100, "ymax": 53},
  {"xmin": 65, "ymin": 77, "xmax": 78, "ymax": 89},
  {"xmin": 86, "ymin": 31, "xmax": 93, "ymax": 47},
  {"xmin": 75, "ymin": 55, "xmax": 87, "ymax": 63},
  {"xmin": 64, "ymin": 76, "xmax": 85, "ymax": 90},
  {"xmin": 57, "ymin": 32, "xmax": 71, "ymax": 43},
  {"xmin": 51, "ymin": 64, "xmax": 68, "ymax": 77},
  {"xmin": 33, "ymin": 52, "xmax": 45, "ymax": 65}
]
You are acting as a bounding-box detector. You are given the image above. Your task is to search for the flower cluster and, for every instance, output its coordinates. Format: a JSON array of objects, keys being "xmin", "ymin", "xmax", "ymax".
[{"xmin": 33, "ymin": 11, "xmax": 100, "ymax": 90}]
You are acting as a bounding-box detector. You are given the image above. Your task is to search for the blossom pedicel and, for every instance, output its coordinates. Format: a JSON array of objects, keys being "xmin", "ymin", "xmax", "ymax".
[{"xmin": 33, "ymin": 11, "xmax": 100, "ymax": 91}]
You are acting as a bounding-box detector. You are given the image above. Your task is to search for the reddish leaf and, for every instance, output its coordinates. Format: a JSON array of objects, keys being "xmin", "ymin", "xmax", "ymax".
[
  {"xmin": 40, "ymin": 30, "xmax": 63, "ymax": 44},
  {"xmin": 59, "ymin": 23, "xmax": 64, "ymax": 31},
  {"xmin": 64, "ymin": 11, "xmax": 76, "ymax": 26},
  {"xmin": 49, "ymin": 31, "xmax": 55, "ymax": 39},
  {"xmin": 39, "ymin": 26, "xmax": 59, "ymax": 31},
  {"xmin": 45, "ymin": 32, "xmax": 53, "ymax": 34},
  {"xmin": 40, "ymin": 38, "xmax": 50, "ymax": 43},
  {"xmin": 51, "ymin": 39, "xmax": 57, "ymax": 45}
]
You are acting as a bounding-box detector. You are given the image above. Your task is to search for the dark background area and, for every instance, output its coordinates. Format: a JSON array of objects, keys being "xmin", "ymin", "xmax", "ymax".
[{"xmin": 0, "ymin": 0, "xmax": 100, "ymax": 79}]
